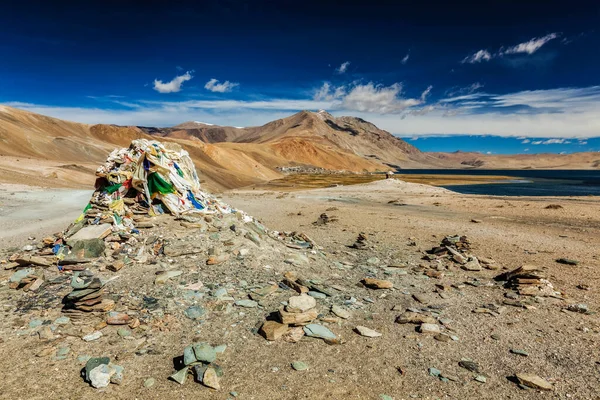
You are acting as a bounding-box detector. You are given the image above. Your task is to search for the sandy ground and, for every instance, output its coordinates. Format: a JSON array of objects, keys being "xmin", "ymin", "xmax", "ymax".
[
  {"xmin": 0, "ymin": 184, "xmax": 92, "ymax": 250},
  {"xmin": 0, "ymin": 179, "xmax": 599, "ymax": 399}
]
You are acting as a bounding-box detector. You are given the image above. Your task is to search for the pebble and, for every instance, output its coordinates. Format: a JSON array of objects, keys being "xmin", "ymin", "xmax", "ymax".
[
  {"xmin": 89, "ymin": 364, "xmax": 115, "ymax": 388},
  {"xmin": 308, "ymin": 291, "xmax": 327, "ymax": 299},
  {"xmin": 184, "ymin": 306, "xmax": 206, "ymax": 320},
  {"xmin": 355, "ymin": 326, "xmax": 382, "ymax": 337},
  {"xmin": 303, "ymin": 324, "xmax": 336, "ymax": 340},
  {"xmin": 515, "ymin": 373, "xmax": 553, "ymax": 390},
  {"xmin": 193, "ymin": 342, "xmax": 217, "ymax": 363},
  {"xmin": 117, "ymin": 328, "xmax": 131, "ymax": 337},
  {"xmin": 29, "ymin": 319, "xmax": 44, "ymax": 329},
  {"xmin": 331, "ymin": 305, "xmax": 351, "ymax": 319},
  {"xmin": 475, "ymin": 375, "xmax": 487, "ymax": 383},
  {"xmin": 362, "ymin": 278, "xmax": 393, "ymax": 289},
  {"xmin": 459, "ymin": 360, "xmax": 480, "ymax": 373},
  {"xmin": 54, "ymin": 317, "xmax": 70, "ymax": 325},
  {"xmin": 291, "ymin": 361, "xmax": 308, "ymax": 371},
  {"xmin": 82, "ymin": 331, "xmax": 103, "ymax": 342},
  {"xmin": 418, "ymin": 323, "xmax": 441, "ymax": 334},
  {"xmin": 235, "ymin": 299, "xmax": 258, "ymax": 308},
  {"xmin": 556, "ymin": 258, "xmax": 579, "ymax": 266},
  {"xmin": 143, "ymin": 377, "xmax": 156, "ymax": 388},
  {"xmin": 510, "ymin": 349, "xmax": 529, "ymax": 357}
]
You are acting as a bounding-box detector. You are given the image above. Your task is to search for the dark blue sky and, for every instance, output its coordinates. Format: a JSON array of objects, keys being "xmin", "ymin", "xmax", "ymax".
[{"xmin": 1, "ymin": 1, "xmax": 599, "ymax": 153}]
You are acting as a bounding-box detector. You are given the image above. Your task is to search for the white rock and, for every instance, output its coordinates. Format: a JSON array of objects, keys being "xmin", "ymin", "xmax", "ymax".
[
  {"xmin": 331, "ymin": 305, "xmax": 351, "ymax": 319},
  {"xmin": 355, "ymin": 326, "xmax": 382, "ymax": 337},
  {"xmin": 288, "ymin": 294, "xmax": 316, "ymax": 313},
  {"xmin": 418, "ymin": 323, "xmax": 441, "ymax": 334},
  {"xmin": 83, "ymin": 331, "xmax": 103, "ymax": 342},
  {"xmin": 89, "ymin": 364, "xmax": 116, "ymax": 388}
]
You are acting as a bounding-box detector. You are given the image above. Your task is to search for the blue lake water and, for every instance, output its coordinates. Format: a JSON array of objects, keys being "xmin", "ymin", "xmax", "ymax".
[{"xmin": 394, "ymin": 169, "xmax": 600, "ymax": 197}]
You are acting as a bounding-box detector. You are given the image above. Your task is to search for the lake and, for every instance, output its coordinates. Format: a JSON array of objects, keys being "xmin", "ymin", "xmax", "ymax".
[{"xmin": 395, "ymin": 169, "xmax": 600, "ymax": 197}]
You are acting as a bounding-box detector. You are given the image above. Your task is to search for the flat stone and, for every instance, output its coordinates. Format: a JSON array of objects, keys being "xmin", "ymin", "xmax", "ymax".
[
  {"xmin": 85, "ymin": 357, "xmax": 110, "ymax": 381},
  {"xmin": 260, "ymin": 321, "xmax": 289, "ymax": 341},
  {"xmin": 10, "ymin": 268, "xmax": 34, "ymax": 283},
  {"xmin": 418, "ymin": 323, "xmax": 441, "ymax": 334},
  {"xmin": 510, "ymin": 349, "xmax": 529, "ymax": 357},
  {"xmin": 331, "ymin": 305, "xmax": 351, "ymax": 319},
  {"xmin": 183, "ymin": 345, "xmax": 196, "ymax": 365},
  {"xmin": 279, "ymin": 307, "xmax": 318, "ymax": 325},
  {"xmin": 184, "ymin": 306, "xmax": 205, "ymax": 320},
  {"xmin": 107, "ymin": 312, "xmax": 130, "ymax": 325},
  {"xmin": 170, "ymin": 367, "xmax": 189, "ymax": 384},
  {"xmin": 556, "ymin": 258, "xmax": 579, "ymax": 266},
  {"xmin": 69, "ymin": 239, "xmax": 106, "ymax": 258},
  {"xmin": 154, "ymin": 270, "xmax": 182, "ymax": 285},
  {"xmin": 68, "ymin": 224, "xmax": 112, "ymax": 241},
  {"xmin": 207, "ymin": 254, "xmax": 230, "ymax": 265},
  {"xmin": 235, "ymin": 299, "xmax": 258, "ymax": 308},
  {"xmin": 303, "ymin": 324, "xmax": 336, "ymax": 340},
  {"xmin": 291, "ymin": 361, "xmax": 308, "ymax": 371},
  {"xmin": 54, "ymin": 316, "xmax": 70, "ymax": 325},
  {"xmin": 515, "ymin": 373, "xmax": 553, "ymax": 390},
  {"xmin": 82, "ymin": 331, "xmax": 103, "ymax": 341},
  {"xmin": 413, "ymin": 294, "xmax": 429, "ymax": 304},
  {"xmin": 203, "ymin": 367, "xmax": 220, "ymax": 390},
  {"xmin": 287, "ymin": 294, "xmax": 317, "ymax": 313},
  {"xmin": 462, "ymin": 257, "xmax": 482, "ymax": 271},
  {"xmin": 475, "ymin": 375, "xmax": 487, "ymax": 383},
  {"xmin": 355, "ymin": 326, "xmax": 382, "ymax": 337},
  {"xmin": 193, "ymin": 342, "xmax": 216, "ymax": 363},
  {"xmin": 362, "ymin": 278, "xmax": 393, "ymax": 289},
  {"xmin": 434, "ymin": 333, "xmax": 451, "ymax": 342},
  {"xmin": 143, "ymin": 377, "xmax": 156, "ymax": 388},
  {"xmin": 459, "ymin": 360, "xmax": 480, "ymax": 373},
  {"xmin": 117, "ymin": 328, "xmax": 131, "ymax": 337},
  {"xmin": 109, "ymin": 364, "xmax": 124, "ymax": 385},
  {"xmin": 395, "ymin": 312, "xmax": 436, "ymax": 325},
  {"xmin": 308, "ymin": 291, "xmax": 327, "ymax": 299}
]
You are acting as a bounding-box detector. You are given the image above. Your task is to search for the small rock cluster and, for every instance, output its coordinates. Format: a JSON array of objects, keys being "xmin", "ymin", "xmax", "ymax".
[
  {"xmin": 495, "ymin": 265, "xmax": 561, "ymax": 298},
  {"xmin": 63, "ymin": 272, "xmax": 115, "ymax": 313},
  {"xmin": 170, "ymin": 343, "xmax": 226, "ymax": 390},
  {"xmin": 83, "ymin": 357, "xmax": 124, "ymax": 388}
]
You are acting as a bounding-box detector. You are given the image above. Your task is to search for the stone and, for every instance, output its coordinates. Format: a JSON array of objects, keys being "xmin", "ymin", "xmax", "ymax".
[
  {"xmin": 193, "ymin": 342, "xmax": 217, "ymax": 363},
  {"xmin": 143, "ymin": 377, "xmax": 156, "ymax": 388},
  {"xmin": 459, "ymin": 360, "xmax": 480, "ymax": 373},
  {"xmin": 515, "ymin": 373, "xmax": 553, "ymax": 390},
  {"xmin": 117, "ymin": 328, "xmax": 131, "ymax": 337},
  {"xmin": 556, "ymin": 258, "xmax": 579, "ymax": 266},
  {"xmin": 29, "ymin": 319, "xmax": 44, "ymax": 328},
  {"xmin": 331, "ymin": 305, "xmax": 351, "ymax": 319},
  {"xmin": 14, "ymin": 256, "xmax": 53, "ymax": 267},
  {"xmin": 462, "ymin": 257, "xmax": 482, "ymax": 271},
  {"xmin": 235, "ymin": 299, "xmax": 258, "ymax": 308},
  {"xmin": 428, "ymin": 367, "xmax": 442, "ymax": 377},
  {"xmin": 85, "ymin": 357, "xmax": 110, "ymax": 382},
  {"xmin": 38, "ymin": 326, "xmax": 55, "ymax": 341},
  {"xmin": 37, "ymin": 347, "xmax": 55, "ymax": 357},
  {"xmin": 510, "ymin": 349, "xmax": 529, "ymax": 357},
  {"xmin": 214, "ymin": 344, "xmax": 227, "ymax": 354},
  {"xmin": 69, "ymin": 238, "xmax": 106, "ymax": 258},
  {"xmin": 434, "ymin": 333, "xmax": 451, "ymax": 342},
  {"xmin": 418, "ymin": 323, "xmax": 441, "ymax": 334},
  {"xmin": 54, "ymin": 316, "xmax": 70, "ymax": 325},
  {"xmin": 68, "ymin": 223, "xmax": 112, "ymax": 241},
  {"xmin": 170, "ymin": 367, "xmax": 189, "ymax": 384},
  {"xmin": 303, "ymin": 324, "xmax": 336, "ymax": 340},
  {"xmin": 308, "ymin": 291, "xmax": 327, "ymax": 299},
  {"xmin": 107, "ymin": 260, "xmax": 125, "ymax": 272},
  {"xmin": 82, "ymin": 331, "xmax": 103, "ymax": 341},
  {"xmin": 154, "ymin": 270, "xmax": 183, "ymax": 285},
  {"xmin": 203, "ymin": 367, "xmax": 220, "ymax": 390},
  {"xmin": 184, "ymin": 306, "xmax": 205, "ymax": 320},
  {"xmin": 475, "ymin": 375, "xmax": 487, "ymax": 383},
  {"xmin": 106, "ymin": 312, "xmax": 130, "ymax": 325},
  {"xmin": 395, "ymin": 312, "xmax": 436, "ymax": 325},
  {"xmin": 287, "ymin": 294, "xmax": 317, "ymax": 313},
  {"xmin": 292, "ymin": 361, "xmax": 308, "ymax": 371},
  {"xmin": 412, "ymin": 294, "xmax": 429, "ymax": 304},
  {"xmin": 282, "ymin": 326, "xmax": 305, "ymax": 343},
  {"xmin": 9, "ymin": 268, "xmax": 34, "ymax": 283},
  {"xmin": 278, "ymin": 307, "xmax": 318, "ymax": 325},
  {"xmin": 109, "ymin": 364, "xmax": 124, "ymax": 385},
  {"xmin": 260, "ymin": 321, "xmax": 289, "ymax": 341},
  {"xmin": 284, "ymin": 253, "xmax": 310, "ymax": 266},
  {"xmin": 89, "ymin": 364, "xmax": 116, "ymax": 388},
  {"xmin": 355, "ymin": 326, "xmax": 382, "ymax": 337},
  {"xmin": 207, "ymin": 254, "xmax": 230, "ymax": 265},
  {"xmin": 566, "ymin": 303, "xmax": 588, "ymax": 313},
  {"xmin": 183, "ymin": 345, "xmax": 197, "ymax": 365},
  {"xmin": 362, "ymin": 278, "xmax": 393, "ymax": 289}
]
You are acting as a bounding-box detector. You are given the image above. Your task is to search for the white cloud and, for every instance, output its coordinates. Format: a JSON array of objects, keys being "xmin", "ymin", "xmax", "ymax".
[
  {"xmin": 530, "ymin": 138, "xmax": 572, "ymax": 145},
  {"xmin": 341, "ymin": 83, "xmax": 422, "ymax": 113},
  {"xmin": 500, "ymin": 33, "xmax": 559, "ymax": 55},
  {"xmin": 521, "ymin": 139, "xmax": 531, "ymax": 144},
  {"xmin": 420, "ymin": 85, "xmax": 433, "ymax": 102},
  {"xmin": 461, "ymin": 50, "xmax": 492, "ymax": 64},
  {"xmin": 401, "ymin": 54, "xmax": 410, "ymax": 64},
  {"xmin": 314, "ymin": 82, "xmax": 346, "ymax": 101},
  {"xmin": 153, "ymin": 71, "xmax": 193, "ymax": 93},
  {"xmin": 336, "ymin": 61, "xmax": 350, "ymax": 74},
  {"xmin": 204, "ymin": 78, "xmax": 239, "ymax": 93}
]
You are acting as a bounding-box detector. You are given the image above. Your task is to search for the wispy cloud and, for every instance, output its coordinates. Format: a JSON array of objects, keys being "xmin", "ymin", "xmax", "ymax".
[
  {"xmin": 204, "ymin": 78, "xmax": 239, "ymax": 93},
  {"xmin": 335, "ymin": 61, "xmax": 351, "ymax": 74},
  {"xmin": 531, "ymin": 138, "xmax": 571, "ymax": 145},
  {"xmin": 462, "ymin": 33, "xmax": 560, "ymax": 64},
  {"xmin": 462, "ymin": 50, "xmax": 492, "ymax": 64},
  {"xmin": 499, "ymin": 33, "xmax": 559, "ymax": 55},
  {"xmin": 153, "ymin": 71, "xmax": 193, "ymax": 93},
  {"xmin": 401, "ymin": 53, "xmax": 410, "ymax": 64}
]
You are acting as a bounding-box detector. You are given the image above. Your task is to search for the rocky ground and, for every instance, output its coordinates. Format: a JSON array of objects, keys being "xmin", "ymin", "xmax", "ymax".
[{"xmin": 0, "ymin": 179, "xmax": 599, "ymax": 399}]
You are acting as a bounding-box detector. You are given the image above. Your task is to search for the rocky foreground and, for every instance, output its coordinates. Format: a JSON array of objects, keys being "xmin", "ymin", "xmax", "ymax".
[{"xmin": 0, "ymin": 179, "xmax": 599, "ymax": 399}]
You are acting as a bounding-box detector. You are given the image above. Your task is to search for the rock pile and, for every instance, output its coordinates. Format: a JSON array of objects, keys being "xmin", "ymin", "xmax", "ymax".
[
  {"xmin": 83, "ymin": 357, "xmax": 124, "ymax": 388},
  {"xmin": 62, "ymin": 272, "xmax": 114, "ymax": 314},
  {"xmin": 170, "ymin": 343, "xmax": 226, "ymax": 389},
  {"xmin": 495, "ymin": 265, "xmax": 562, "ymax": 298},
  {"xmin": 350, "ymin": 232, "xmax": 368, "ymax": 250}
]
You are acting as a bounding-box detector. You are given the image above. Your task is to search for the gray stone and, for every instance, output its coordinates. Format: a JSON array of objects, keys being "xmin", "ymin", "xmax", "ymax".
[
  {"xmin": 510, "ymin": 349, "xmax": 529, "ymax": 357},
  {"xmin": 109, "ymin": 364, "xmax": 124, "ymax": 385},
  {"xmin": 183, "ymin": 345, "xmax": 196, "ymax": 365},
  {"xmin": 85, "ymin": 357, "xmax": 110, "ymax": 381},
  {"xmin": 170, "ymin": 367, "xmax": 189, "ymax": 384},
  {"xmin": 291, "ymin": 361, "xmax": 308, "ymax": 371},
  {"xmin": 117, "ymin": 328, "xmax": 131, "ymax": 337},
  {"xmin": 331, "ymin": 305, "xmax": 351, "ymax": 319},
  {"xmin": 143, "ymin": 377, "xmax": 156, "ymax": 388},
  {"xmin": 308, "ymin": 291, "xmax": 327, "ymax": 299},
  {"xmin": 29, "ymin": 319, "xmax": 44, "ymax": 329},
  {"xmin": 193, "ymin": 342, "xmax": 217, "ymax": 363},
  {"xmin": 288, "ymin": 294, "xmax": 316, "ymax": 312},
  {"xmin": 303, "ymin": 324, "xmax": 336, "ymax": 340},
  {"xmin": 355, "ymin": 326, "xmax": 382, "ymax": 337},
  {"xmin": 214, "ymin": 344, "xmax": 227, "ymax": 354},
  {"xmin": 68, "ymin": 223, "xmax": 112, "ymax": 241},
  {"xmin": 82, "ymin": 331, "xmax": 103, "ymax": 341},
  {"xmin": 184, "ymin": 306, "xmax": 205, "ymax": 320},
  {"xmin": 54, "ymin": 316, "xmax": 70, "ymax": 325},
  {"xmin": 234, "ymin": 299, "xmax": 258, "ymax": 308},
  {"xmin": 69, "ymin": 239, "xmax": 106, "ymax": 258},
  {"xmin": 89, "ymin": 364, "xmax": 115, "ymax": 388},
  {"xmin": 10, "ymin": 268, "xmax": 34, "ymax": 283}
]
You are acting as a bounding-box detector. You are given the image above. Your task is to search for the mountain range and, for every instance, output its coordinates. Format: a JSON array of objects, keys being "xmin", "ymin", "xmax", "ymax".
[{"xmin": 0, "ymin": 105, "xmax": 598, "ymax": 190}]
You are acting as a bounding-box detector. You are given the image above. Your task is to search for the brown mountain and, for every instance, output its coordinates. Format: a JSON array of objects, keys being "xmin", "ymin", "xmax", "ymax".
[{"xmin": 1, "ymin": 105, "xmax": 598, "ymax": 191}]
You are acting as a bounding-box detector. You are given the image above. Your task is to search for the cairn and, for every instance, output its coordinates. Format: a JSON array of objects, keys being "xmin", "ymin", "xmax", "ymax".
[{"xmin": 63, "ymin": 272, "xmax": 114, "ymax": 314}]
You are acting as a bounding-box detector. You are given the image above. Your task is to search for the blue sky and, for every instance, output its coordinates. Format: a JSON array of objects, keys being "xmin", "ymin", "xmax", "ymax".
[{"xmin": 1, "ymin": 1, "xmax": 599, "ymax": 154}]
